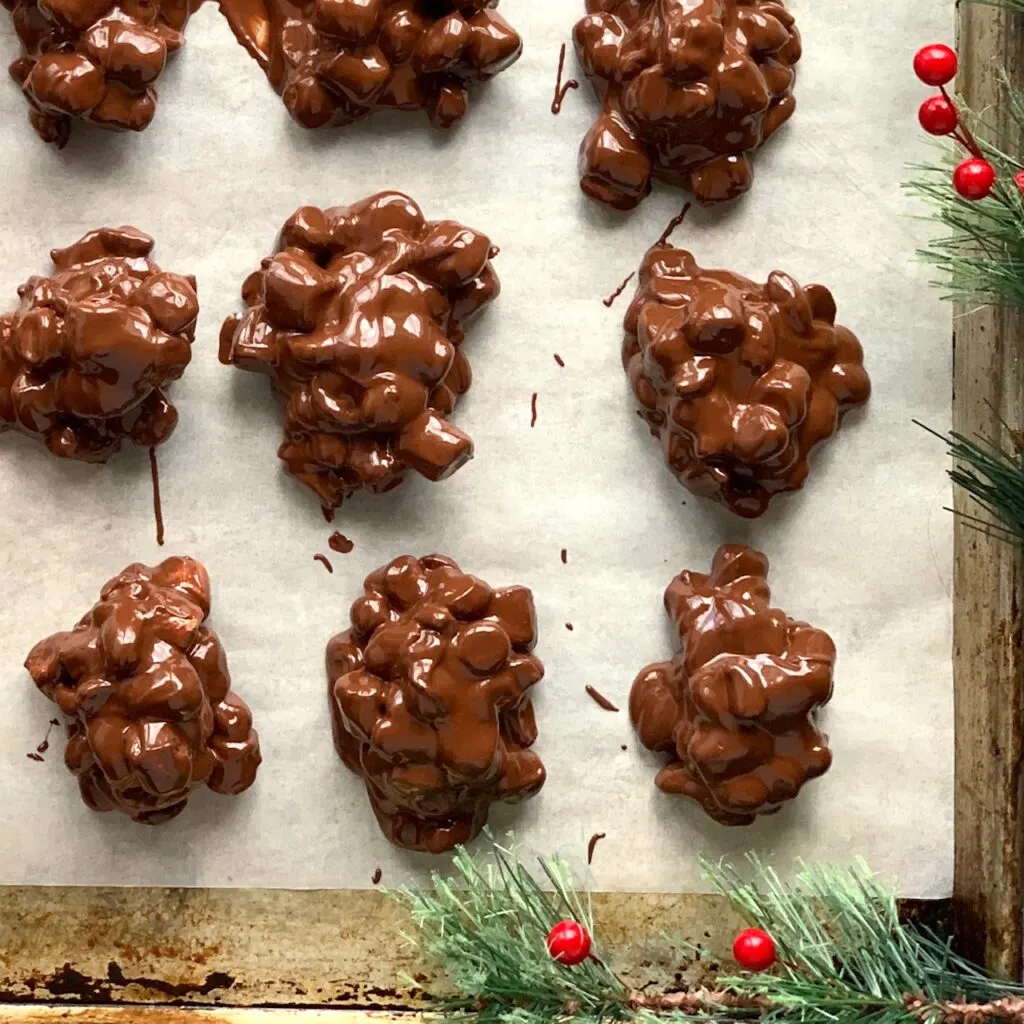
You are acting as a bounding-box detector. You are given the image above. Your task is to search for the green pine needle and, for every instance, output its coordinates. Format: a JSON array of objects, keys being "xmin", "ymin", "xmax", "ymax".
[
  {"xmin": 701, "ymin": 855, "xmax": 1024, "ymax": 1024},
  {"xmin": 391, "ymin": 839, "xmax": 1024, "ymax": 1024},
  {"xmin": 916, "ymin": 417, "xmax": 1024, "ymax": 546},
  {"xmin": 704, "ymin": 856, "xmax": 1015, "ymax": 1007},
  {"xmin": 904, "ymin": 77, "xmax": 1024, "ymax": 308},
  {"xmin": 393, "ymin": 835, "xmax": 627, "ymax": 1024}
]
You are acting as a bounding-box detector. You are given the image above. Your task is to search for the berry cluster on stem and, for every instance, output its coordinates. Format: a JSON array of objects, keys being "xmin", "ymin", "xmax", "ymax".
[{"xmin": 914, "ymin": 43, "xmax": 1005, "ymax": 199}]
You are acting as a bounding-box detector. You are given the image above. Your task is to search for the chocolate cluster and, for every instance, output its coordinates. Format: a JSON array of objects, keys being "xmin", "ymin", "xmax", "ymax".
[
  {"xmin": 623, "ymin": 244, "xmax": 870, "ymax": 518},
  {"xmin": 630, "ymin": 544, "xmax": 834, "ymax": 826},
  {"xmin": 327, "ymin": 554, "xmax": 545, "ymax": 853},
  {"xmin": 573, "ymin": 0, "xmax": 801, "ymax": 209},
  {"xmin": 0, "ymin": 227, "xmax": 198, "ymax": 463},
  {"xmin": 3, "ymin": 0, "xmax": 194, "ymax": 146},
  {"xmin": 217, "ymin": 0, "xmax": 522, "ymax": 130},
  {"xmin": 219, "ymin": 191, "xmax": 499, "ymax": 511},
  {"xmin": 25, "ymin": 556, "xmax": 262, "ymax": 825}
]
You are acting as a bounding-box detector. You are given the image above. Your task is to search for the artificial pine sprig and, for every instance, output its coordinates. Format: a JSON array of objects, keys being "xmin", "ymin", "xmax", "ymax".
[
  {"xmin": 906, "ymin": 41, "xmax": 1024, "ymax": 540},
  {"xmin": 395, "ymin": 837, "xmax": 628, "ymax": 1024},
  {"xmin": 905, "ymin": 74, "xmax": 1024, "ymax": 308},
  {"xmin": 703, "ymin": 857, "xmax": 1024, "ymax": 1024},
  {"xmin": 916, "ymin": 418, "xmax": 1024, "ymax": 547},
  {"xmin": 392, "ymin": 838, "xmax": 1024, "ymax": 1024}
]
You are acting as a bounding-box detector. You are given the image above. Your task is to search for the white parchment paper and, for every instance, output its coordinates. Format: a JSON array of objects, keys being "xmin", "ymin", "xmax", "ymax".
[{"xmin": 0, "ymin": 0, "xmax": 954, "ymax": 894}]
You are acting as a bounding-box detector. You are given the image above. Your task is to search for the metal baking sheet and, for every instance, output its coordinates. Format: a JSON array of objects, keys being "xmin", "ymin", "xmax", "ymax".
[{"xmin": 0, "ymin": 0, "xmax": 953, "ymax": 893}]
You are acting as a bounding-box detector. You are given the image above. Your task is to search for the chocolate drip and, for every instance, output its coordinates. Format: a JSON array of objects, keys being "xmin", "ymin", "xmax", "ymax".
[
  {"xmin": 585, "ymin": 686, "xmax": 618, "ymax": 712},
  {"xmin": 551, "ymin": 42, "xmax": 579, "ymax": 114},
  {"xmin": 149, "ymin": 447, "xmax": 165, "ymax": 546}
]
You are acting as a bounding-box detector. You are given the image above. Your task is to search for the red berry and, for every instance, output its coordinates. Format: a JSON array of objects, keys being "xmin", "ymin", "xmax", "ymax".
[
  {"xmin": 733, "ymin": 927, "xmax": 777, "ymax": 971},
  {"xmin": 918, "ymin": 95, "xmax": 958, "ymax": 135},
  {"xmin": 546, "ymin": 919, "xmax": 592, "ymax": 965},
  {"xmin": 914, "ymin": 44, "xmax": 958, "ymax": 86},
  {"xmin": 953, "ymin": 157, "xmax": 996, "ymax": 200},
  {"xmin": 1014, "ymin": 169, "xmax": 1024, "ymax": 195}
]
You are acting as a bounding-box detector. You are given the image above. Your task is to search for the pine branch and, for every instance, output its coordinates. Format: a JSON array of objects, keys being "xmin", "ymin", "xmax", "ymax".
[
  {"xmin": 916, "ymin": 417, "xmax": 1024, "ymax": 547},
  {"xmin": 392, "ymin": 839, "xmax": 1024, "ymax": 1024},
  {"xmin": 393, "ymin": 836, "xmax": 628, "ymax": 1024},
  {"xmin": 700, "ymin": 855, "xmax": 1024, "ymax": 1024},
  {"xmin": 904, "ymin": 76, "xmax": 1024, "ymax": 308}
]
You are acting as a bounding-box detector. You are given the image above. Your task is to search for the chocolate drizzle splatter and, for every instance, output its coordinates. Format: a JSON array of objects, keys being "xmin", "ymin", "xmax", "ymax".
[
  {"xmin": 35, "ymin": 717, "xmax": 60, "ymax": 755},
  {"xmin": 149, "ymin": 446, "xmax": 164, "ymax": 546},
  {"xmin": 587, "ymin": 831, "xmax": 606, "ymax": 864},
  {"xmin": 313, "ymin": 553, "xmax": 334, "ymax": 574},
  {"xmin": 560, "ymin": 548, "xmax": 567, "ymax": 564},
  {"xmin": 565, "ymin": 622, "xmax": 574, "ymax": 632},
  {"xmin": 371, "ymin": 867, "xmax": 382, "ymax": 885},
  {"xmin": 530, "ymin": 392, "xmax": 538, "ymax": 427},
  {"xmin": 657, "ymin": 202, "xmax": 692, "ymax": 246},
  {"xmin": 585, "ymin": 685, "xmax": 618, "ymax": 712},
  {"xmin": 551, "ymin": 43, "xmax": 579, "ymax": 114},
  {"xmin": 26, "ymin": 752, "xmax": 44, "ymax": 762},
  {"xmin": 554, "ymin": 353, "xmax": 565, "ymax": 367},
  {"xmin": 603, "ymin": 272, "xmax": 635, "ymax": 308},
  {"xmin": 328, "ymin": 532, "xmax": 354, "ymax": 554}
]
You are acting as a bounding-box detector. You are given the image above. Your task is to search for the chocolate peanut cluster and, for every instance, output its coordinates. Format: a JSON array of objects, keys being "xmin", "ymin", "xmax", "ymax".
[
  {"xmin": 574, "ymin": 0, "xmax": 801, "ymax": 209},
  {"xmin": 0, "ymin": 227, "xmax": 198, "ymax": 463},
  {"xmin": 630, "ymin": 544, "xmax": 835, "ymax": 826},
  {"xmin": 25, "ymin": 556, "xmax": 262, "ymax": 825},
  {"xmin": 327, "ymin": 554, "xmax": 545, "ymax": 853},
  {"xmin": 217, "ymin": 0, "xmax": 523, "ymax": 130},
  {"xmin": 219, "ymin": 191, "xmax": 499, "ymax": 511},
  {"xmin": 3, "ymin": 0, "xmax": 195, "ymax": 146},
  {"xmin": 623, "ymin": 244, "xmax": 870, "ymax": 517}
]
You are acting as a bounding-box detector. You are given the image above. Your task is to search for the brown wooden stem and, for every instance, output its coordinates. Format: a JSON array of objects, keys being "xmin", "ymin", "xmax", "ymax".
[
  {"xmin": 906, "ymin": 996, "xmax": 1024, "ymax": 1024},
  {"xmin": 625, "ymin": 989, "xmax": 767, "ymax": 1013}
]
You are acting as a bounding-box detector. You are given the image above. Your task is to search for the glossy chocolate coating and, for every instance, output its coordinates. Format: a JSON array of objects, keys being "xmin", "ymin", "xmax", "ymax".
[
  {"xmin": 219, "ymin": 191, "xmax": 499, "ymax": 511},
  {"xmin": 216, "ymin": 0, "xmax": 522, "ymax": 130},
  {"xmin": 3, "ymin": 0, "xmax": 195, "ymax": 146},
  {"xmin": 623, "ymin": 244, "xmax": 870, "ymax": 518},
  {"xmin": 327, "ymin": 554, "xmax": 545, "ymax": 853},
  {"xmin": 25, "ymin": 556, "xmax": 261, "ymax": 825},
  {"xmin": 573, "ymin": 0, "xmax": 801, "ymax": 210},
  {"xmin": 630, "ymin": 544, "xmax": 834, "ymax": 826},
  {"xmin": 0, "ymin": 227, "xmax": 198, "ymax": 463}
]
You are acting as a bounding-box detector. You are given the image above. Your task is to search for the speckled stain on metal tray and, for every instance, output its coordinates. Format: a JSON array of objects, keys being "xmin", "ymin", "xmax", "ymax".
[{"xmin": 0, "ymin": 886, "xmax": 953, "ymax": 1008}]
